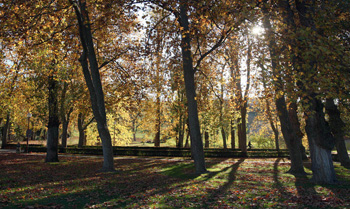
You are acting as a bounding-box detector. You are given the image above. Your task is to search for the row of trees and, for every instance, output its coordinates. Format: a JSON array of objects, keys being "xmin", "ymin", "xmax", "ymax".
[{"xmin": 1, "ymin": 0, "xmax": 349, "ymax": 183}]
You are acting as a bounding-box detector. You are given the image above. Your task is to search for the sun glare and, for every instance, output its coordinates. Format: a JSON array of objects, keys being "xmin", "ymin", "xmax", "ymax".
[{"xmin": 252, "ymin": 25, "xmax": 264, "ymax": 36}]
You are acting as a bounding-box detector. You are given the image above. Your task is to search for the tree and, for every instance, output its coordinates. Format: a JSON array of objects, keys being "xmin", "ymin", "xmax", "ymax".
[
  {"xmin": 69, "ymin": 0, "xmax": 116, "ymax": 171},
  {"xmin": 46, "ymin": 73, "xmax": 59, "ymax": 162},
  {"xmin": 260, "ymin": 0, "xmax": 306, "ymax": 175},
  {"xmin": 292, "ymin": 0, "xmax": 337, "ymax": 183},
  {"xmin": 177, "ymin": 1, "xmax": 206, "ymax": 173},
  {"xmin": 326, "ymin": 98, "xmax": 350, "ymax": 168}
]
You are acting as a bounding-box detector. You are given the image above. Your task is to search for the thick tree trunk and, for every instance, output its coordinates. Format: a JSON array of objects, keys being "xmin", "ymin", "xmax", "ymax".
[
  {"xmin": 1, "ymin": 113, "xmax": 10, "ymax": 149},
  {"xmin": 46, "ymin": 75, "xmax": 59, "ymax": 162},
  {"xmin": 305, "ymin": 96, "xmax": 337, "ymax": 184},
  {"xmin": 325, "ymin": 98, "xmax": 350, "ymax": 167},
  {"xmin": 261, "ymin": 2, "xmax": 306, "ymax": 175},
  {"xmin": 178, "ymin": 2, "xmax": 206, "ymax": 174},
  {"xmin": 287, "ymin": 102, "xmax": 308, "ymax": 159},
  {"xmin": 71, "ymin": 0, "xmax": 114, "ymax": 172},
  {"xmin": 276, "ymin": 98, "xmax": 306, "ymax": 174}
]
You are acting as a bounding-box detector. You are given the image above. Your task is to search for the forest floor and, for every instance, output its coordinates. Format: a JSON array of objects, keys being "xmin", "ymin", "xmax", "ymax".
[{"xmin": 0, "ymin": 152, "xmax": 349, "ymax": 208}]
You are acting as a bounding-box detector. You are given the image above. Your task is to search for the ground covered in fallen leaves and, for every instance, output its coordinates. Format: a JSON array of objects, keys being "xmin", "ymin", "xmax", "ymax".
[{"xmin": 0, "ymin": 153, "xmax": 349, "ymax": 208}]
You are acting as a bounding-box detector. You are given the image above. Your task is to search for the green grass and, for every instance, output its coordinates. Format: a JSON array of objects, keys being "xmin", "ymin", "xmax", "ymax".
[{"xmin": 0, "ymin": 154, "xmax": 349, "ymax": 208}]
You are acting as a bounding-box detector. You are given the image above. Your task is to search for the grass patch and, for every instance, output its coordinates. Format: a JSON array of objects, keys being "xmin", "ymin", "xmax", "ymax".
[{"xmin": 0, "ymin": 154, "xmax": 349, "ymax": 208}]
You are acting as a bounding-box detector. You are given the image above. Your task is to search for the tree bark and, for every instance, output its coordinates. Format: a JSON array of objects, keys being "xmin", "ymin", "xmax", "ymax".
[
  {"xmin": 184, "ymin": 129, "xmax": 190, "ymax": 148},
  {"xmin": 325, "ymin": 98, "xmax": 350, "ymax": 167},
  {"xmin": 178, "ymin": 1, "xmax": 206, "ymax": 174},
  {"xmin": 240, "ymin": 103, "xmax": 248, "ymax": 153},
  {"xmin": 230, "ymin": 119, "xmax": 235, "ymax": 149},
  {"xmin": 204, "ymin": 131, "xmax": 209, "ymax": 148},
  {"xmin": 288, "ymin": 102, "xmax": 308, "ymax": 160},
  {"xmin": 46, "ymin": 75, "xmax": 59, "ymax": 162},
  {"xmin": 78, "ymin": 113, "xmax": 85, "ymax": 147},
  {"xmin": 177, "ymin": 113, "xmax": 185, "ymax": 148},
  {"xmin": 78, "ymin": 112, "xmax": 94, "ymax": 147},
  {"xmin": 59, "ymin": 82, "xmax": 73, "ymax": 148},
  {"xmin": 305, "ymin": 96, "xmax": 337, "ymax": 184},
  {"xmin": 1, "ymin": 113, "xmax": 10, "ymax": 149},
  {"xmin": 220, "ymin": 100, "xmax": 227, "ymax": 149},
  {"xmin": 154, "ymin": 95, "xmax": 161, "ymax": 147},
  {"xmin": 70, "ymin": 0, "xmax": 114, "ymax": 172}
]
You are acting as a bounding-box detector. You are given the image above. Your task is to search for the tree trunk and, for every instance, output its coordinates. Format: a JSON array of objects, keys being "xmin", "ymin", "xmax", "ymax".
[
  {"xmin": 71, "ymin": 0, "xmax": 114, "ymax": 172},
  {"xmin": 178, "ymin": 2, "xmax": 206, "ymax": 174},
  {"xmin": 78, "ymin": 128, "xmax": 86, "ymax": 147},
  {"xmin": 261, "ymin": 2, "xmax": 306, "ymax": 175},
  {"xmin": 274, "ymin": 129, "xmax": 279, "ymax": 151},
  {"xmin": 276, "ymin": 97, "xmax": 306, "ymax": 174},
  {"xmin": 230, "ymin": 119, "xmax": 235, "ymax": 150},
  {"xmin": 240, "ymin": 105, "xmax": 248, "ymax": 153},
  {"xmin": 177, "ymin": 114, "xmax": 185, "ymax": 148},
  {"xmin": 265, "ymin": 97, "xmax": 279, "ymax": 151},
  {"xmin": 154, "ymin": 130, "xmax": 160, "ymax": 147},
  {"xmin": 204, "ymin": 131, "xmax": 209, "ymax": 148},
  {"xmin": 61, "ymin": 108, "xmax": 72, "ymax": 148},
  {"xmin": 1, "ymin": 113, "xmax": 10, "ymax": 149},
  {"xmin": 305, "ymin": 96, "xmax": 337, "ymax": 184},
  {"xmin": 221, "ymin": 127, "xmax": 227, "ymax": 150},
  {"xmin": 61, "ymin": 118, "xmax": 68, "ymax": 148},
  {"xmin": 78, "ymin": 113, "xmax": 85, "ymax": 147},
  {"xmin": 288, "ymin": 102, "xmax": 308, "ymax": 159},
  {"xmin": 220, "ymin": 102, "xmax": 227, "ymax": 149},
  {"xmin": 78, "ymin": 112, "xmax": 94, "ymax": 148},
  {"xmin": 184, "ymin": 129, "xmax": 190, "ymax": 148},
  {"xmin": 325, "ymin": 98, "xmax": 350, "ymax": 167},
  {"xmin": 154, "ymin": 95, "xmax": 161, "ymax": 147},
  {"xmin": 132, "ymin": 120, "xmax": 137, "ymax": 142},
  {"xmin": 46, "ymin": 75, "xmax": 59, "ymax": 162}
]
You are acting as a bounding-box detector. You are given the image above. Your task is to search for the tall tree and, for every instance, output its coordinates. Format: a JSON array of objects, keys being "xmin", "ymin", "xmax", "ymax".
[
  {"xmin": 178, "ymin": 1, "xmax": 207, "ymax": 173},
  {"xmin": 261, "ymin": 0, "xmax": 306, "ymax": 175},
  {"xmin": 293, "ymin": 0, "xmax": 336, "ymax": 183},
  {"xmin": 69, "ymin": 0, "xmax": 115, "ymax": 172}
]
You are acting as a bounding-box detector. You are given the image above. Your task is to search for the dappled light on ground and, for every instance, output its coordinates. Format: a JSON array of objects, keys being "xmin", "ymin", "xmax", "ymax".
[{"xmin": 0, "ymin": 154, "xmax": 349, "ymax": 208}]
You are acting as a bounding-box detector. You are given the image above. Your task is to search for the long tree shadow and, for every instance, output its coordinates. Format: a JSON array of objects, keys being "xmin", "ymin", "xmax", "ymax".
[
  {"xmin": 273, "ymin": 158, "xmax": 289, "ymax": 196},
  {"xmin": 204, "ymin": 158, "xmax": 245, "ymax": 205},
  {"xmin": 198, "ymin": 158, "xmax": 245, "ymax": 182}
]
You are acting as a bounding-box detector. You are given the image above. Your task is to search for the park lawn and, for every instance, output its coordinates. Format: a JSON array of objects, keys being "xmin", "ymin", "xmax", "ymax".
[{"xmin": 0, "ymin": 153, "xmax": 349, "ymax": 208}]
